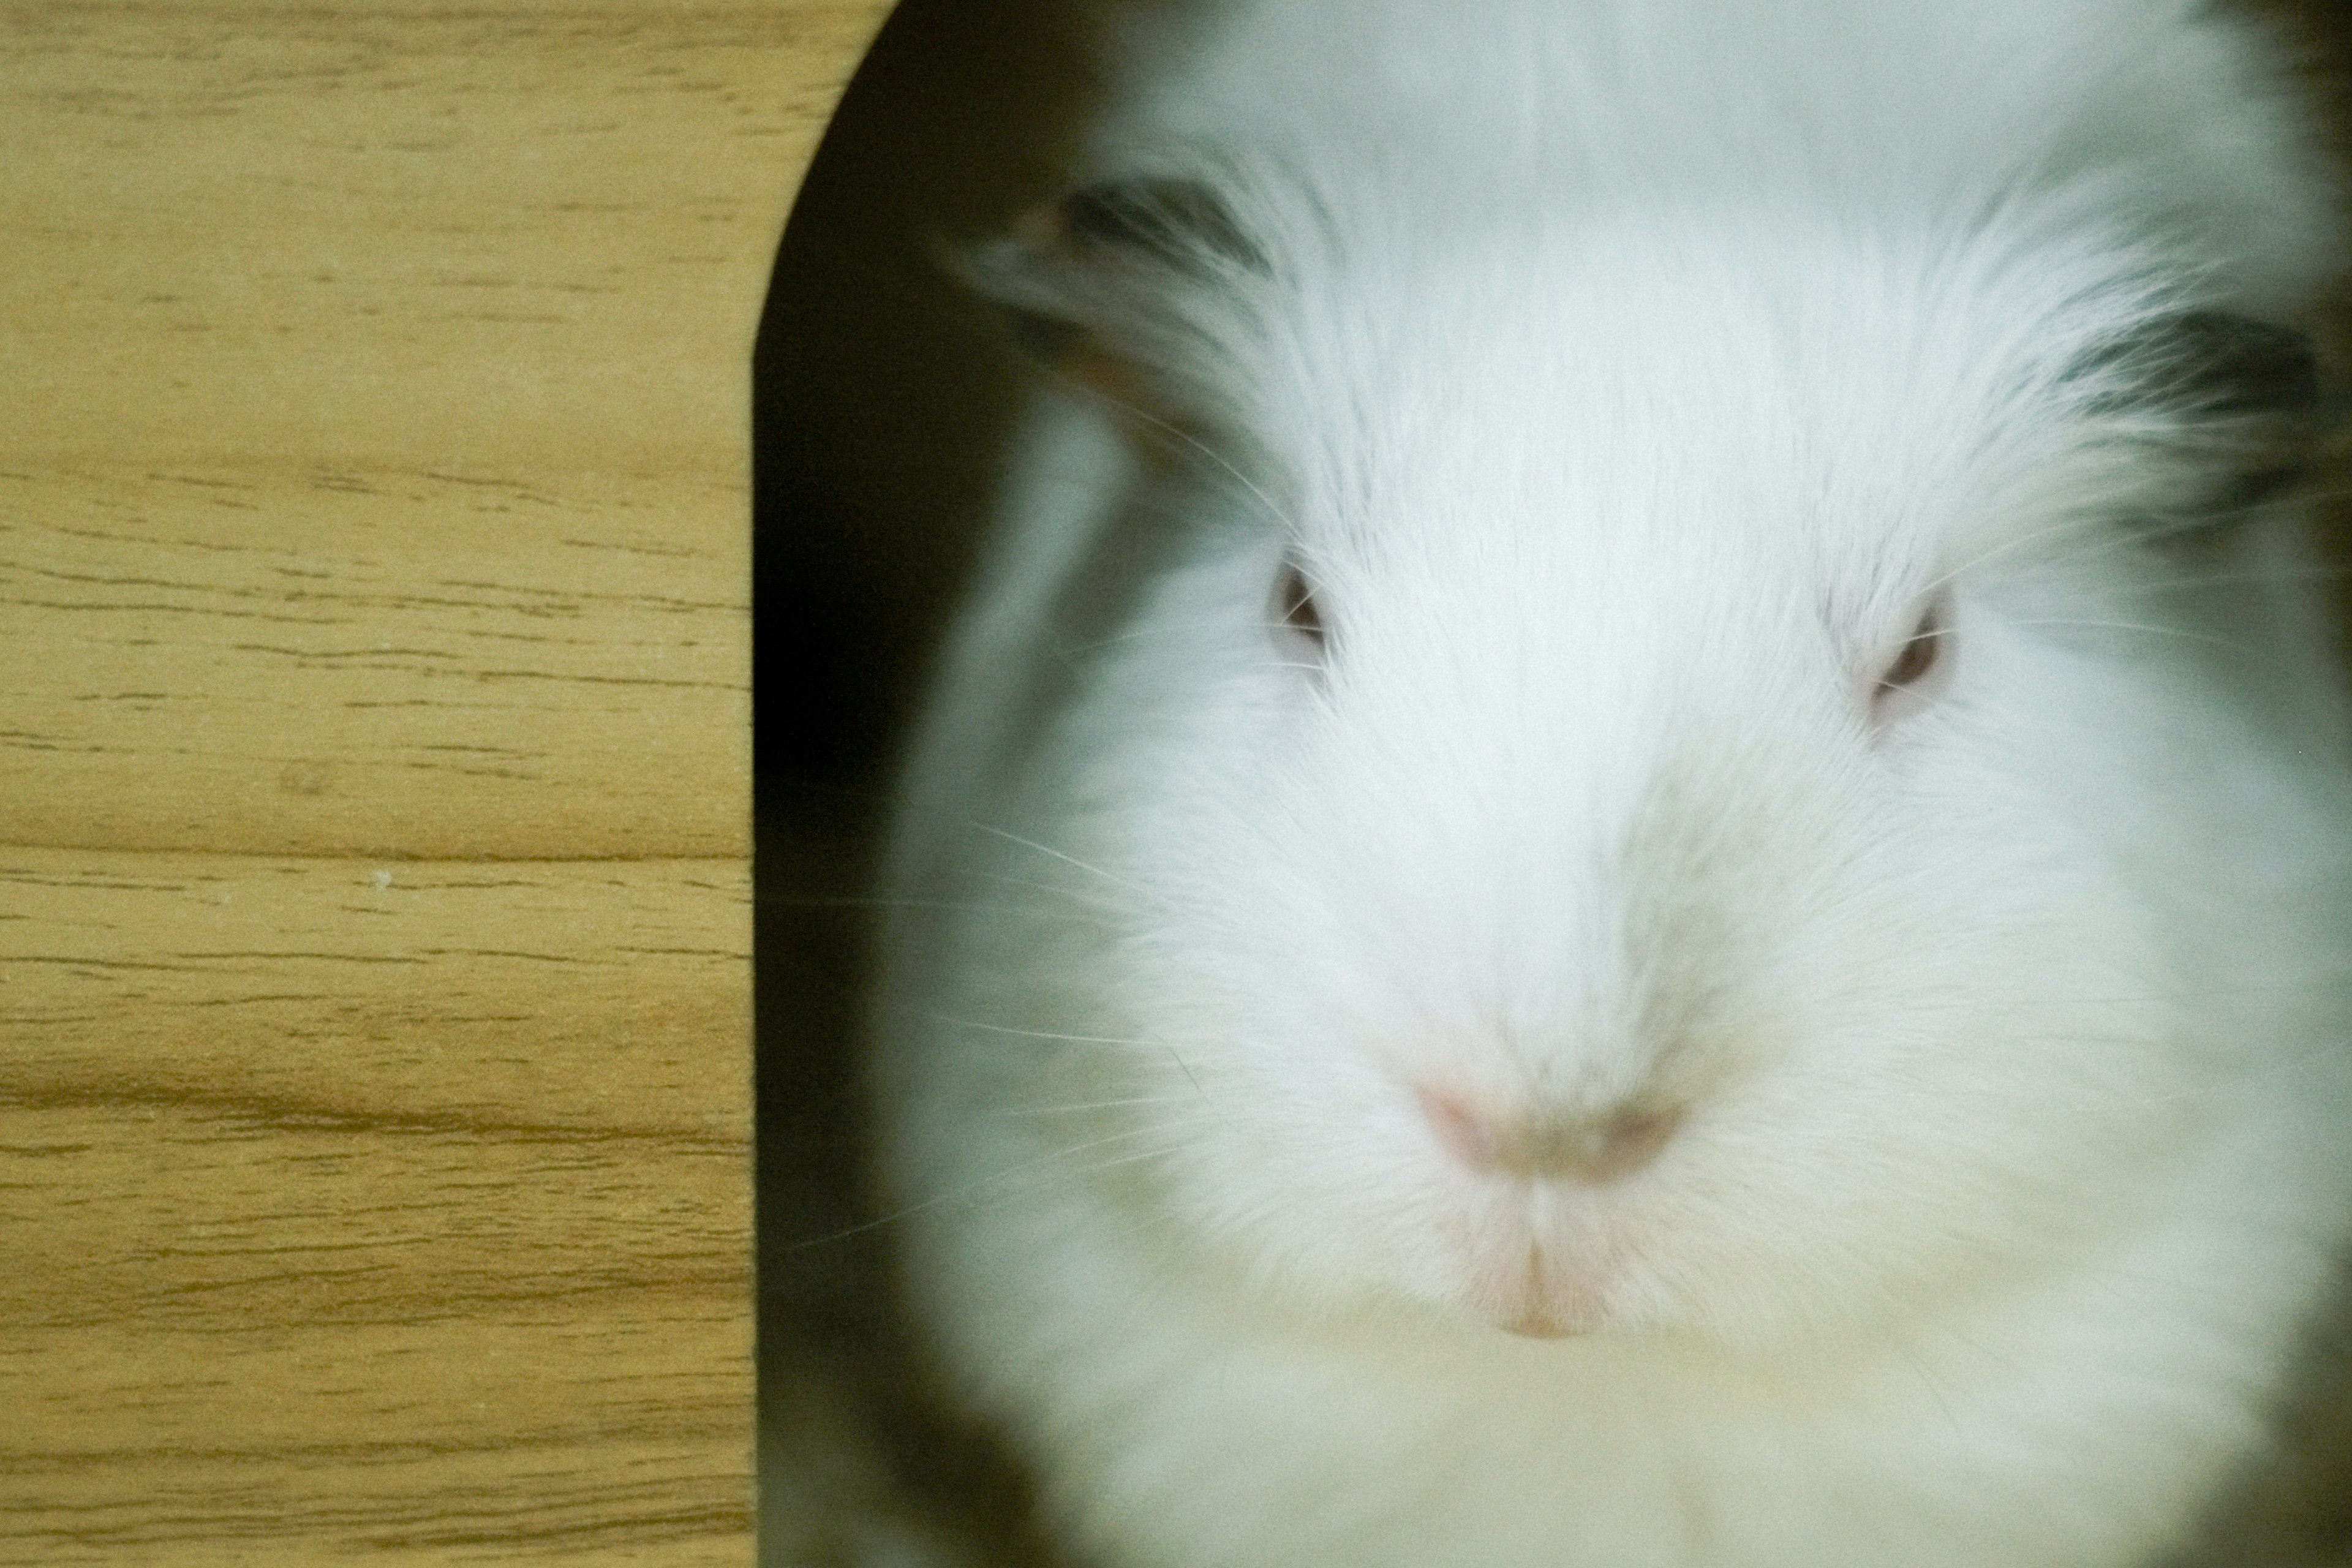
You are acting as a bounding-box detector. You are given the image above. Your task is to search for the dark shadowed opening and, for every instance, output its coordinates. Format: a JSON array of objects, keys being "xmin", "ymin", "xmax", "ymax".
[{"xmin": 752, "ymin": 1, "xmax": 1110, "ymax": 1560}]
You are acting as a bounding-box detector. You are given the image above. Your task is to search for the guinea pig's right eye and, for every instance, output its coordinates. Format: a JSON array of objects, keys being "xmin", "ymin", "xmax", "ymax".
[
  {"xmin": 1869, "ymin": 592, "xmax": 1953, "ymax": 727},
  {"xmin": 1272, "ymin": 557, "xmax": 1327, "ymax": 661}
]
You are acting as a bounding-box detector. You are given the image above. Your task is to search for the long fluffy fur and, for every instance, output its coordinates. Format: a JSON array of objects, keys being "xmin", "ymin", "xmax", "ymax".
[{"xmin": 876, "ymin": 2, "xmax": 2352, "ymax": 1564}]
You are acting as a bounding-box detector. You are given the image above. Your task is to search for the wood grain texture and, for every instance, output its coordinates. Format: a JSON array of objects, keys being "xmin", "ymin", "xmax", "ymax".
[
  {"xmin": 1, "ymin": 850, "xmax": 751, "ymax": 1133},
  {"xmin": 0, "ymin": 0, "xmax": 894, "ymax": 1561},
  {"xmin": 0, "ymin": 851, "xmax": 755, "ymax": 1564},
  {"xmin": 0, "ymin": 0, "xmax": 883, "ymax": 859}
]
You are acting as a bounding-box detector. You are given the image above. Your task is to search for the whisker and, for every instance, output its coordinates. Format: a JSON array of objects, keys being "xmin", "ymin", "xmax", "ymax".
[
  {"xmin": 1923, "ymin": 514, "xmax": 2120, "ymax": 595},
  {"xmin": 763, "ymin": 892, "xmax": 1047, "ymax": 916},
  {"xmin": 1089, "ymin": 386, "xmax": 1298, "ymax": 536},
  {"xmin": 1011, "ymin": 1094, "xmax": 1202, "ymax": 1116},
  {"xmin": 1078, "ymin": 1143, "xmax": 1193, "ymax": 1174},
  {"xmin": 929, "ymin": 1011, "xmax": 1218, "ymax": 1102},
  {"xmin": 2132, "ymin": 560, "xmax": 2352, "ymax": 595},
  {"xmin": 974, "ymin": 823, "xmax": 1161, "ymax": 902},
  {"xmin": 2007, "ymin": 616, "xmax": 2254, "ymax": 654},
  {"xmin": 967, "ymin": 870, "xmax": 1127, "ymax": 927},
  {"xmin": 1057, "ymin": 614, "xmax": 1362, "ymax": 662},
  {"xmin": 782, "ymin": 1122, "xmax": 1178, "ymax": 1252},
  {"xmin": 930, "ymin": 1013, "xmax": 1161, "ymax": 1048}
]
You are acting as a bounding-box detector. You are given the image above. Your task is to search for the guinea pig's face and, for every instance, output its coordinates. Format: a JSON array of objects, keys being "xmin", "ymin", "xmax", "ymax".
[{"xmin": 1039, "ymin": 234, "xmax": 2297, "ymax": 1349}]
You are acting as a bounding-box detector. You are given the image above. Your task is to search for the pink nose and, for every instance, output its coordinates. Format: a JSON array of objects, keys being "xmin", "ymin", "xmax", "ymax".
[{"xmin": 1418, "ymin": 1086, "xmax": 1679, "ymax": 1183}]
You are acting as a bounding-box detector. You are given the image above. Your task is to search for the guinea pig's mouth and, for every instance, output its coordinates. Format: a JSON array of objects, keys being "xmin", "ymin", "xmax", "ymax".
[
  {"xmin": 1494, "ymin": 1293, "xmax": 1602, "ymax": 1340},
  {"xmin": 1449, "ymin": 1224, "xmax": 1624, "ymax": 1338},
  {"xmin": 1412, "ymin": 1086, "xmax": 1662, "ymax": 1335}
]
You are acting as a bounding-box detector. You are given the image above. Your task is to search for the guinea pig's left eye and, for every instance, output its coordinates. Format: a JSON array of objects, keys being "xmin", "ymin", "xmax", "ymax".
[
  {"xmin": 1871, "ymin": 594, "xmax": 1951, "ymax": 722},
  {"xmin": 1272, "ymin": 557, "xmax": 1327, "ymax": 658}
]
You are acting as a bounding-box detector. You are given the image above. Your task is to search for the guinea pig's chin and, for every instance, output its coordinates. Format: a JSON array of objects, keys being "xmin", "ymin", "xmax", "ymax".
[
  {"xmin": 1396, "ymin": 1204, "xmax": 1641, "ymax": 1340},
  {"xmin": 1455, "ymin": 1252, "xmax": 1616, "ymax": 1340},
  {"xmin": 1406, "ymin": 1235, "xmax": 1836, "ymax": 1351}
]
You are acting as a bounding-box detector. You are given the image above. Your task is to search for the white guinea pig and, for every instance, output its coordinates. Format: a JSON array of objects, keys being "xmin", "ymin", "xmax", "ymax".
[{"xmin": 871, "ymin": 1, "xmax": 2352, "ymax": 1564}]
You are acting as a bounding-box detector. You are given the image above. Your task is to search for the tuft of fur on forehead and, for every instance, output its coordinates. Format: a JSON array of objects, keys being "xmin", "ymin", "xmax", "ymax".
[
  {"xmin": 979, "ymin": 193, "xmax": 2340, "ymax": 712},
  {"xmin": 979, "ymin": 163, "xmax": 2329, "ymax": 597},
  {"xmin": 968, "ymin": 0, "xmax": 2342, "ymax": 530}
]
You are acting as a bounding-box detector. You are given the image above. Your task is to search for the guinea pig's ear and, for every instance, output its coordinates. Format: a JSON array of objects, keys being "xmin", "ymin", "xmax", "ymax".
[
  {"xmin": 2073, "ymin": 309, "xmax": 2337, "ymax": 511},
  {"xmin": 960, "ymin": 177, "xmax": 1268, "ymax": 415}
]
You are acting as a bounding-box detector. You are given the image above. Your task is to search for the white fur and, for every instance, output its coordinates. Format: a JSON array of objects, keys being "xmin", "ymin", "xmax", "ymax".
[{"xmin": 875, "ymin": 2, "xmax": 2352, "ymax": 1564}]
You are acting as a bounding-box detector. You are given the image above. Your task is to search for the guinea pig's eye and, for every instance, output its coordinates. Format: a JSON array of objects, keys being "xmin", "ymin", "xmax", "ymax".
[
  {"xmin": 1871, "ymin": 594, "xmax": 1951, "ymax": 723},
  {"xmin": 1272, "ymin": 557, "xmax": 1327, "ymax": 659}
]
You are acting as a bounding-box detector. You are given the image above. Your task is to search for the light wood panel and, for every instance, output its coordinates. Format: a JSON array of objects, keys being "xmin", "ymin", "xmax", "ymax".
[
  {"xmin": 0, "ymin": 462, "xmax": 750, "ymax": 859},
  {"xmin": 1, "ymin": 851, "xmax": 750, "ymax": 1131},
  {"xmin": 0, "ymin": 1, "xmax": 881, "ymax": 859},
  {"xmin": 0, "ymin": 850, "xmax": 754, "ymax": 1564},
  {"xmin": 0, "ymin": 0, "xmax": 895, "ymax": 1561}
]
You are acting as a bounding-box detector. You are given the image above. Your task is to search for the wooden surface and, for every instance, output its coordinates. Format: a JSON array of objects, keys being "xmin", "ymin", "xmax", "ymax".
[
  {"xmin": 0, "ymin": 0, "xmax": 888, "ymax": 859},
  {"xmin": 0, "ymin": 1, "xmax": 890, "ymax": 1562}
]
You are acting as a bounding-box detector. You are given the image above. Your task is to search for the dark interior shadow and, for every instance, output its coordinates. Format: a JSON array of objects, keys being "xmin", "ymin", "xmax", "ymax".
[{"xmin": 753, "ymin": 1, "xmax": 1111, "ymax": 1560}]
